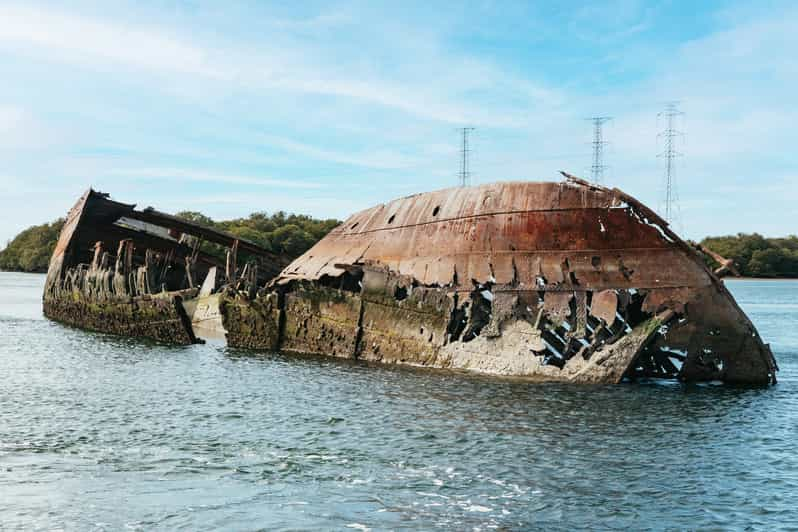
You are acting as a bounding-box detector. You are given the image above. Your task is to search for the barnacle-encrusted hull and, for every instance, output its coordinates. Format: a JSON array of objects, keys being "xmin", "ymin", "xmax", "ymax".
[{"xmin": 222, "ymin": 176, "xmax": 777, "ymax": 384}]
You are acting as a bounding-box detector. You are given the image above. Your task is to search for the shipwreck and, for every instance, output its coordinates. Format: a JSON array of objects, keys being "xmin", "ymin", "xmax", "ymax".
[{"xmin": 43, "ymin": 174, "xmax": 778, "ymax": 385}]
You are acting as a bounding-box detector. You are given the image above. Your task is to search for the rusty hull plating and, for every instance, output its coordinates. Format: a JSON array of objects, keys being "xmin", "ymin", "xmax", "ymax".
[
  {"xmin": 229, "ymin": 174, "xmax": 776, "ymax": 385},
  {"xmin": 43, "ymin": 176, "xmax": 778, "ymax": 385}
]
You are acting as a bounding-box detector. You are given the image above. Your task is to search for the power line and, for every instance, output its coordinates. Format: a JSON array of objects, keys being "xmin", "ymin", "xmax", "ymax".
[
  {"xmin": 587, "ymin": 116, "xmax": 612, "ymax": 184},
  {"xmin": 458, "ymin": 127, "xmax": 475, "ymax": 187},
  {"xmin": 657, "ymin": 102, "xmax": 684, "ymax": 224}
]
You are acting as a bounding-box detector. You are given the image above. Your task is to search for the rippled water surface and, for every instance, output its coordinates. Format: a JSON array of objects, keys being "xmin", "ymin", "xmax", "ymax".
[{"xmin": 1, "ymin": 273, "xmax": 797, "ymax": 530}]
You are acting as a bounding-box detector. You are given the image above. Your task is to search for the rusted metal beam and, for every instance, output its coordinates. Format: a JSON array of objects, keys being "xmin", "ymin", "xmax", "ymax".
[{"xmin": 126, "ymin": 207, "xmax": 282, "ymax": 261}]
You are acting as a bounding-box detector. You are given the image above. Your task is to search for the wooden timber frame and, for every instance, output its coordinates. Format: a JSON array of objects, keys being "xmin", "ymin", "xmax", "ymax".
[{"xmin": 43, "ymin": 189, "xmax": 291, "ymax": 345}]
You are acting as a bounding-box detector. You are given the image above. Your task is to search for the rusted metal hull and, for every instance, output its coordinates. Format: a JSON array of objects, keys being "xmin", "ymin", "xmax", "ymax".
[{"xmin": 222, "ymin": 176, "xmax": 777, "ymax": 385}]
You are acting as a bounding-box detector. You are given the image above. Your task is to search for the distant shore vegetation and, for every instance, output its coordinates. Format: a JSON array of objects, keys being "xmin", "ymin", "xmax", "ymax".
[
  {"xmin": 173, "ymin": 210, "xmax": 340, "ymax": 262},
  {"xmin": 700, "ymin": 234, "xmax": 798, "ymax": 278},
  {"xmin": 0, "ymin": 211, "xmax": 340, "ymax": 274},
  {"xmin": 2, "ymin": 217, "xmax": 796, "ymax": 279},
  {"xmin": 0, "ymin": 219, "xmax": 64, "ymax": 273}
]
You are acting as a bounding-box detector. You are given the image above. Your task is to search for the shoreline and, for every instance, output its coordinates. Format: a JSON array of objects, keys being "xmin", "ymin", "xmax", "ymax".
[{"xmin": 725, "ymin": 276, "xmax": 798, "ymax": 281}]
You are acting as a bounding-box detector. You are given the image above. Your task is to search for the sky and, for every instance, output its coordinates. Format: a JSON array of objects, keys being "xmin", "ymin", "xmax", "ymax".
[{"xmin": 1, "ymin": 0, "xmax": 796, "ymax": 245}]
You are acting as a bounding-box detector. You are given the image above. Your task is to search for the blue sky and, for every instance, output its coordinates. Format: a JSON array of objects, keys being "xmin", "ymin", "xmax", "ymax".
[{"xmin": 1, "ymin": 0, "xmax": 796, "ymax": 245}]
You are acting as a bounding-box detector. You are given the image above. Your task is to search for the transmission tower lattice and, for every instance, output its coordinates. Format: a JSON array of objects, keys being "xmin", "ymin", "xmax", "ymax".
[
  {"xmin": 657, "ymin": 102, "xmax": 684, "ymax": 224},
  {"xmin": 588, "ymin": 117, "xmax": 612, "ymax": 184},
  {"xmin": 458, "ymin": 127, "xmax": 475, "ymax": 187}
]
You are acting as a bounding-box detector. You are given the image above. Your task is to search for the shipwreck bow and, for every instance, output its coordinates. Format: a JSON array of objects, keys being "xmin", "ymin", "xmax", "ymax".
[{"xmin": 221, "ymin": 174, "xmax": 777, "ymax": 384}]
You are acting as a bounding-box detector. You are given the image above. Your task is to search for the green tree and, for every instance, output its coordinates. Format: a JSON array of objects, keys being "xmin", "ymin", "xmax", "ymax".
[
  {"xmin": 0, "ymin": 219, "xmax": 65, "ymax": 273},
  {"xmin": 1, "ymin": 208, "xmax": 341, "ymax": 273},
  {"xmin": 175, "ymin": 211, "xmax": 216, "ymax": 227},
  {"xmin": 701, "ymin": 233, "xmax": 798, "ymax": 278},
  {"xmin": 269, "ymin": 224, "xmax": 317, "ymax": 256}
]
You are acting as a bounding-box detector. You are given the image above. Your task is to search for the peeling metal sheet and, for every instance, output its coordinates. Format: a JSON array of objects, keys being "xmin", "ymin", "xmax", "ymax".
[
  {"xmin": 542, "ymin": 291, "xmax": 573, "ymax": 326},
  {"xmin": 642, "ymin": 287, "xmax": 690, "ymax": 315},
  {"xmin": 590, "ymin": 290, "xmax": 618, "ymax": 326}
]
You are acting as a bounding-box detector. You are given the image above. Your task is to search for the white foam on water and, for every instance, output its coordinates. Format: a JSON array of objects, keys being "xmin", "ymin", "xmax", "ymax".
[{"xmin": 416, "ymin": 491, "xmax": 450, "ymax": 499}]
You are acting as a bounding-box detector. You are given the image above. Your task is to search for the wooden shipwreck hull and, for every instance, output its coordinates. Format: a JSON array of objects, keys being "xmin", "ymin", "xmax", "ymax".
[
  {"xmin": 221, "ymin": 174, "xmax": 777, "ymax": 385},
  {"xmin": 44, "ymin": 176, "xmax": 778, "ymax": 385},
  {"xmin": 43, "ymin": 189, "xmax": 289, "ymax": 345}
]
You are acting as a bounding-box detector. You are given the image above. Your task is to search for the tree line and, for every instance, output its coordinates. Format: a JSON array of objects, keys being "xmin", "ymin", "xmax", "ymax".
[
  {"xmin": 0, "ymin": 211, "xmax": 340, "ymax": 274},
  {"xmin": 0, "ymin": 219, "xmax": 64, "ymax": 273},
  {"xmin": 174, "ymin": 210, "xmax": 340, "ymax": 259},
  {"xmin": 700, "ymin": 234, "xmax": 798, "ymax": 278},
  {"xmin": 2, "ymin": 217, "xmax": 797, "ymax": 278}
]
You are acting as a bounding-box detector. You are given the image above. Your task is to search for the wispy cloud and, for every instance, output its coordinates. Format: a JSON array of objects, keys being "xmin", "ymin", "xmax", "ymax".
[
  {"xmin": 0, "ymin": 3, "xmax": 552, "ymax": 126},
  {"xmin": 0, "ymin": 105, "xmax": 58, "ymax": 150},
  {"xmin": 0, "ymin": 5, "xmax": 225, "ymax": 77},
  {"xmin": 0, "ymin": 1, "xmax": 796, "ymax": 246},
  {"xmin": 257, "ymin": 134, "xmax": 420, "ymax": 170},
  {"xmin": 109, "ymin": 168, "xmax": 327, "ymax": 189}
]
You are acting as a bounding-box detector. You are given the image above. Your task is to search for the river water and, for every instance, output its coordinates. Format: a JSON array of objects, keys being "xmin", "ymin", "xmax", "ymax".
[{"xmin": 1, "ymin": 272, "xmax": 797, "ymax": 530}]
